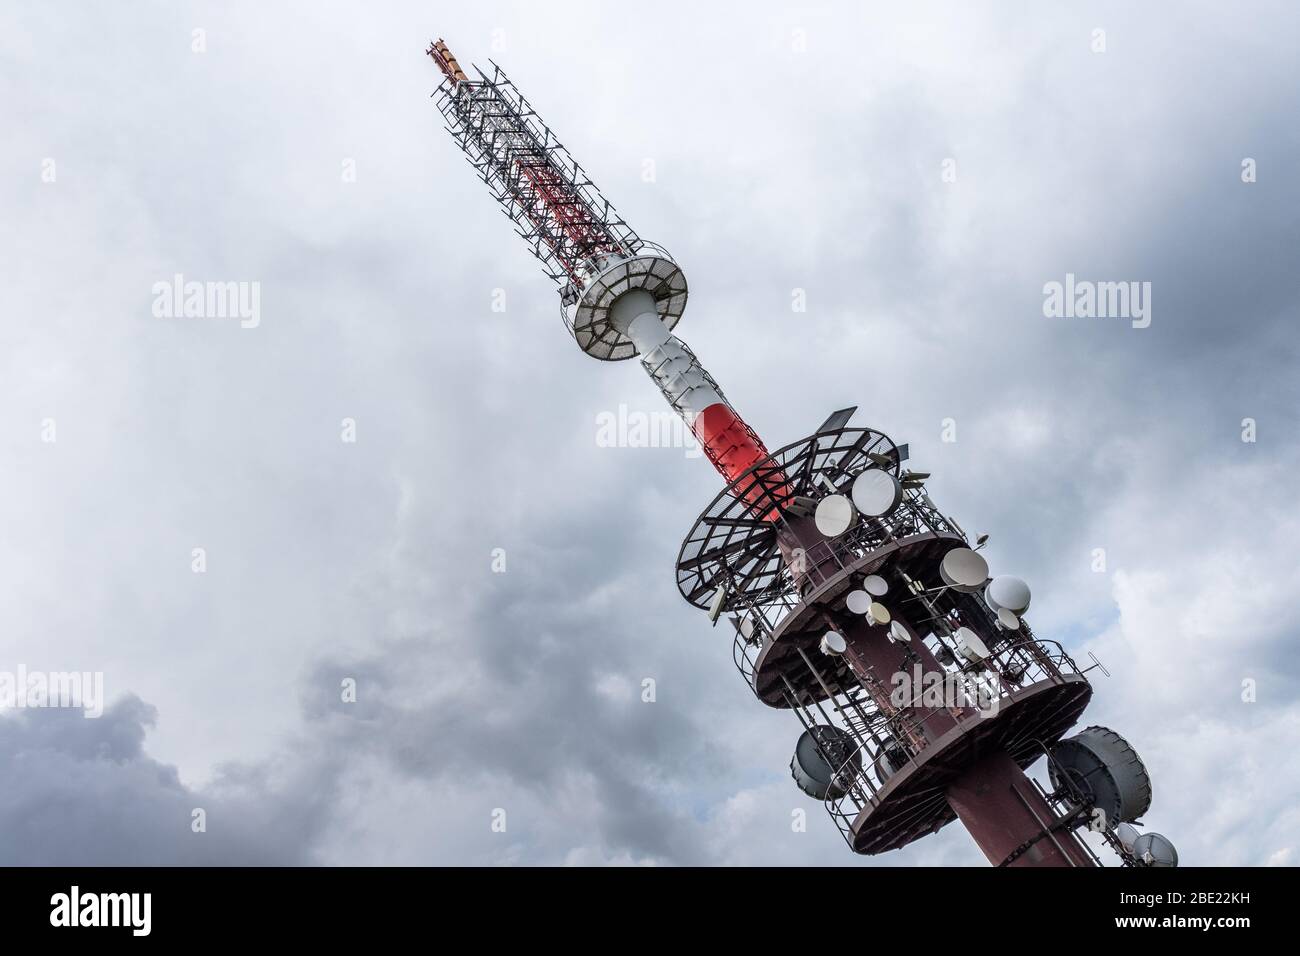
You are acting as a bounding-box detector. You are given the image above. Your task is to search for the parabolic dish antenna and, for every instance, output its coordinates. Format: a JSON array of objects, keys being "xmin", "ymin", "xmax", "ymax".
[
  {"xmin": 955, "ymin": 626, "xmax": 990, "ymax": 662},
  {"xmin": 1048, "ymin": 726, "xmax": 1152, "ymax": 825},
  {"xmin": 997, "ymin": 607, "xmax": 1021, "ymax": 630},
  {"xmin": 889, "ymin": 620, "xmax": 911, "ymax": 643},
  {"xmin": 1113, "ymin": 822, "xmax": 1140, "ymax": 852},
  {"xmin": 814, "ymin": 494, "xmax": 856, "ymax": 537},
  {"xmin": 790, "ymin": 726, "xmax": 860, "ymax": 801},
  {"xmin": 862, "ymin": 574, "xmax": 888, "ymax": 597},
  {"xmin": 986, "ymin": 575, "xmax": 1031, "ymax": 615},
  {"xmin": 851, "ymin": 468, "xmax": 903, "ymax": 517},
  {"xmin": 1132, "ymin": 832, "xmax": 1178, "ymax": 868},
  {"xmin": 867, "ymin": 602, "xmax": 890, "ymax": 626},
  {"xmin": 845, "ymin": 590, "xmax": 872, "ymax": 615},
  {"xmin": 820, "ymin": 630, "xmax": 847, "ymax": 656},
  {"xmin": 941, "ymin": 548, "xmax": 989, "ymax": 592}
]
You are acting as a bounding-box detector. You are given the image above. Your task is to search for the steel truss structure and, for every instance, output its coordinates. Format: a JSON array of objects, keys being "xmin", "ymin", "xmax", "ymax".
[{"xmin": 431, "ymin": 50, "xmax": 640, "ymax": 294}]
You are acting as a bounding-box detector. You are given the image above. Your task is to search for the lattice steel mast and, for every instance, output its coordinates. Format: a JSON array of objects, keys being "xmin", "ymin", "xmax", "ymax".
[{"xmin": 429, "ymin": 39, "xmax": 774, "ymax": 491}]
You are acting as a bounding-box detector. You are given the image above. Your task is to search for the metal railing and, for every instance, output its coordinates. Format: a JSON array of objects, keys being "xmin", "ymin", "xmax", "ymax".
[
  {"xmin": 725, "ymin": 487, "xmax": 965, "ymax": 699},
  {"xmin": 820, "ymin": 638, "xmax": 1088, "ymax": 851}
]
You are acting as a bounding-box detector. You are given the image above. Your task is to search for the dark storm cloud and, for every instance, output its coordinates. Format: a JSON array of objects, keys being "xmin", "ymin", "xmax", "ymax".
[{"xmin": 0, "ymin": 697, "xmax": 335, "ymax": 864}]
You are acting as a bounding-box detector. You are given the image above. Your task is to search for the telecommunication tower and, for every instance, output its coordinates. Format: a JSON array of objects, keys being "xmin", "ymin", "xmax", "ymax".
[{"xmin": 427, "ymin": 39, "xmax": 1177, "ymax": 868}]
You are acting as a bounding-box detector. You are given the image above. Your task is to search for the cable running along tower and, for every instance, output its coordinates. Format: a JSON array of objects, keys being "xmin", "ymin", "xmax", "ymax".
[{"xmin": 427, "ymin": 39, "xmax": 1178, "ymax": 868}]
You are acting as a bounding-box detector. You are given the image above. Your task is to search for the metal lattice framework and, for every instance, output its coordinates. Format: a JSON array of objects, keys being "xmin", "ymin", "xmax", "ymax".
[
  {"xmin": 675, "ymin": 426, "xmax": 907, "ymax": 611},
  {"xmin": 432, "ymin": 54, "xmax": 640, "ymax": 293}
]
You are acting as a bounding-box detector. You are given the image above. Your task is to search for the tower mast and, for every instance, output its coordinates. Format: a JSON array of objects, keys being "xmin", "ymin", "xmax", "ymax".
[{"xmin": 427, "ymin": 39, "xmax": 1176, "ymax": 869}]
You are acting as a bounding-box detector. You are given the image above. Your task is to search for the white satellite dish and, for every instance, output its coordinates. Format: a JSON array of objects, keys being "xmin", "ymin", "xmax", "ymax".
[
  {"xmin": 814, "ymin": 494, "xmax": 856, "ymax": 537},
  {"xmin": 862, "ymin": 574, "xmax": 888, "ymax": 597},
  {"xmin": 955, "ymin": 626, "xmax": 990, "ymax": 662},
  {"xmin": 996, "ymin": 607, "xmax": 1021, "ymax": 630},
  {"xmin": 1113, "ymin": 822, "xmax": 1140, "ymax": 852},
  {"xmin": 739, "ymin": 615, "xmax": 756, "ymax": 640},
  {"xmin": 851, "ymin": 469, "xmax": 903, "ymax": 517},
  {"xmin": 940, "ymin": 548, "xmax": 989, "ymax": 592},
  {"xmin": 867, "ymin": 602, "xmax": 890, "ymax": 626},
  {"xmin": 986, "ymin": 575, "xmax": 1031, "ymax": 615},
  {"xmin": 845, "ymin": 590, "xmax": 872, "ymax": 615},
  {"xmin": 820, "ymin": 630, "xmax": 847, "ymax": 656},
  {"xmin": 889, "ymin": 620, "xmax": 911, "ymax": 643}
]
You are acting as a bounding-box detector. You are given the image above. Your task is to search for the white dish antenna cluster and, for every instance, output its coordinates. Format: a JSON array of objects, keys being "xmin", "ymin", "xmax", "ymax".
[
  {"xmin": 813, "ymin": 467, "xmax": 906, "ymax": 540},
  {"xmin": 1113, "ymin": 822, "xmax": 1178, "ymax": 867},
  {"xmin": 984, "ymin": 574, "xmax": 1032, "ymax": 629},
  {"xmin": 939, "ymin": 547, "xmax": 1033, "ymax": 631},
  {"xmin": 845, "ymin": 576, "xmax": 891, "ymax": 629}
]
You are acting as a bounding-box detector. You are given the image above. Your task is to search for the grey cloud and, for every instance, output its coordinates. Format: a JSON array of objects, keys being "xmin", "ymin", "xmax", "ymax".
[{"xmin": 2, "ymin": 0, "xmax": 1297, "ymax": 866}]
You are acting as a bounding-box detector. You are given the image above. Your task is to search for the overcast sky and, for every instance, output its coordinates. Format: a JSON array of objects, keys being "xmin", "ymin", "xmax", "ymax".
[{"xmin": 2, "ymin": 1, "xmax": 1297, "ymax": 866}]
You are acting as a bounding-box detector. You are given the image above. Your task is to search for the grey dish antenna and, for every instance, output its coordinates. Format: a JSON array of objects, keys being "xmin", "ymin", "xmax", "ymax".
[
  {"xmin": 986, "ymin": 575, "xmax": 1031, "ymax": 615},
  {"xmin": 940, "ymin": 548, "xmax": 988, "ymax": 592},
  {"xmin": 1049, "ymin": 725, "xmax": 1152, "ymax": 825},
  {"xmin": 791, "ymin": 726, "xmax": 860, "ymax": 800},
  {"xmin": 1131, "ymin": 832, "xmax": 1178, "ymax": 867}
]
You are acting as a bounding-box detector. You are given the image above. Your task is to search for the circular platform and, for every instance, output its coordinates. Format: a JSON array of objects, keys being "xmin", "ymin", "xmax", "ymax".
[
  {"xmin": 563, "ymin": 243, "xmax": 687, "ymax": 361},
  {"xmin": 749, "ymin": 531, "xmax": 967, "ymax": 707},
  {"xmin": 675, "ymin": 426, "xmax": 903, "ymax": 611},
  {"xmin": 838, "ymin": 675, "xmax": 1093, "ymax": 854}
]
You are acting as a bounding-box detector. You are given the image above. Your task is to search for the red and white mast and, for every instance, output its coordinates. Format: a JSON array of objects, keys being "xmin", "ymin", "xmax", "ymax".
[{"xmin": 429, "ymin": 40, "xmax": 776, "ymax": 503}]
